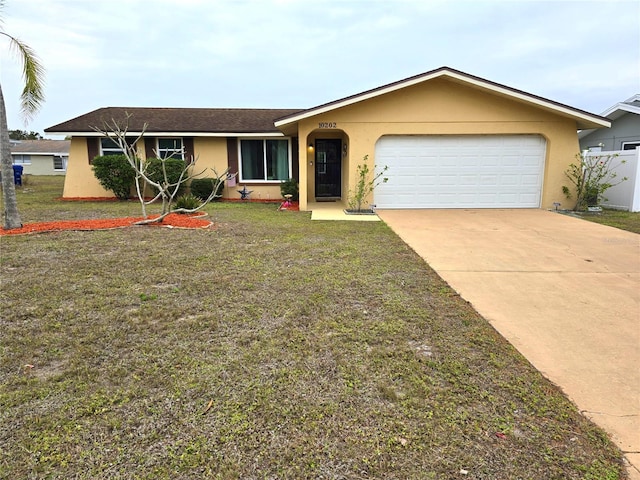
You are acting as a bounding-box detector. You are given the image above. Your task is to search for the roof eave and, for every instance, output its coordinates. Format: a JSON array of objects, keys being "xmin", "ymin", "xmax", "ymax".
[
  {"xmin": 44, "ymin": 131, "xmax": 288, "ymax": 138},
  {"xmin": 601, "ymin": 103, "xmax": 640, "ymax": 119}
]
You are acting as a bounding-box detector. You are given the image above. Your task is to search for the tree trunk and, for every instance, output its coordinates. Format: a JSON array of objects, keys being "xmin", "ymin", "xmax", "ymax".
[{"xmin": 0, "ymin": 84, "xmax": 22, "ymax": 229}]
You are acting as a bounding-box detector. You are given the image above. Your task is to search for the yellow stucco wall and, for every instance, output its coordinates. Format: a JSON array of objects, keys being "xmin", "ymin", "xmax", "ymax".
[
  {"xmin": 63, "ymin": 138, "xmax": 112, "ymax": 198},
  {"xmin": 296, "ymin": 78, "xmax": 581, "ymax": 211},
  {"xmin": 192, "ymin": 137, "xmax": 232, "ymax": 199},
  {"xmin": 62, "ymin": 137, "xmax": 285, "ymax": 201}
]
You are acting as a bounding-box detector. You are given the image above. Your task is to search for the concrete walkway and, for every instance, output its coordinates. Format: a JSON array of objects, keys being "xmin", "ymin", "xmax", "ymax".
[
  {"xmin": 309, "ymin": 201, "xmax": 381, "ymax": 221},
  {"xmin": 377, "ymin": 209, "xmax": 640, "ymax": 479}
]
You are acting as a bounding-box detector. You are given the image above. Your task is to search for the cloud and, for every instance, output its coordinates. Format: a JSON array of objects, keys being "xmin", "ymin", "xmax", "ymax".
[{"xmin": 1, "ymin": 0, "xmax": 638, "ymax": 134}]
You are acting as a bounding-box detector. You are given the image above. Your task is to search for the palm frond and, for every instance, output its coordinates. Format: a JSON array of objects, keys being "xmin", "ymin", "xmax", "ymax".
[{"xmin": 1, "ymin": 31, "xmax": 46, "ymax": 121}]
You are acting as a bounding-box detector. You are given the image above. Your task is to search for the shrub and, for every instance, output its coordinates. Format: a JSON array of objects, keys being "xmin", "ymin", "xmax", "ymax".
[
  {"xmin": 91, "ymin": 155, "xmax": 136, "ymax": 200},
  {"xmin": 144, "ymin": 158, "xmax": 187, "ymax": 196},
  {"xmin": 190, "ymin": 177, "xmax": 225, "ymax": 201},
  {"xmin": 562, "ymin": 152, "xmax": 628, "ymax": 211},
  {"xmin": 347, "ymin": 155, "xmax": 388, "ymax": 212},
  {"xmin": 280, "ymin": 178, "xmax": 299, "ymax": 201},
  {"xmin": 175, "ymin": 194, "xmax": 201, "ymax": 211}
]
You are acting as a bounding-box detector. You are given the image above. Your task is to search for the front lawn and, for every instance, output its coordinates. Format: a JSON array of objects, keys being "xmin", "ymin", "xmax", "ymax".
[
  {"xmin": 573, "ymin": 208, "xmax": 640, "ymax": 234},
  {"xmin": 0, "ymin": 177, "xmax": 627, "ymax": 478}
]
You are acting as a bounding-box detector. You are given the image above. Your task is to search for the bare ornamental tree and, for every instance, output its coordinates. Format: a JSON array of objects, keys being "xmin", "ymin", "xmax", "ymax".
[{"xmin": 93, "ymin": 116, "xmax": 234, "ymax": 225}]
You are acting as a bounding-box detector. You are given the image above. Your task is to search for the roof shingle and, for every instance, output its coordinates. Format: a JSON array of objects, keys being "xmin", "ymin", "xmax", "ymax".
[
  {"xmin": 10, "ymin": 139, "xmax": 70, "ymax": 154},
  {"xmin": 45, "ymin": 107, "xmax": 304, "ymax": 134}
]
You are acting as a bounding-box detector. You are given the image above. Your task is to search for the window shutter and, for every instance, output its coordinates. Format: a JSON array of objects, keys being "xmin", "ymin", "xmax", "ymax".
[
  {"xmin": 291, "ymin": 137, "xmax": 299, "ymax": 180},
  {"xmin": 183, "ymin": 137, "xmax": 194, "ymax": 163},
  {"xmin": 87, "ymin": 138, "xmax": 99, "ymax": 164},
  {"xmin": 227, "ymin": 137, "xmax": 238, "ymax": 175},
  {"xmin": 144, "ymin": 138, "xmax": 156, "ymax": 159}
]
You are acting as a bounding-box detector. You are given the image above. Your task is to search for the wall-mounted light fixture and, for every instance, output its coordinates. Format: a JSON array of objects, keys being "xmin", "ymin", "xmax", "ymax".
[
  {"xmin": 343, "ymin": 144, "xmax": 348, "ymax": 156},
  {"xmin": 308, "ymin": 143, "xmax": 314, "ymax": 153}
]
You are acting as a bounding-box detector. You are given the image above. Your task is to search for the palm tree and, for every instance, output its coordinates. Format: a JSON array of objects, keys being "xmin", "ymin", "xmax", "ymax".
[{"xmin": 1, "ymin": 1, "xmax": 45, "ymax": 229}]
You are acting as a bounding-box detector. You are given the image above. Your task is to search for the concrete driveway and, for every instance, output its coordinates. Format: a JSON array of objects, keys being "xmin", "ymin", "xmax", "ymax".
[{"xmin": 377, "ymin": 209, "xmax": 640, "ymax": 478}]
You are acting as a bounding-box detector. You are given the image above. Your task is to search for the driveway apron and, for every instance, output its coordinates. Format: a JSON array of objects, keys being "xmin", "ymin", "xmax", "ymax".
[{"xmin": 377, "ymin": 209, "xmax": 640, "ymax": 478}]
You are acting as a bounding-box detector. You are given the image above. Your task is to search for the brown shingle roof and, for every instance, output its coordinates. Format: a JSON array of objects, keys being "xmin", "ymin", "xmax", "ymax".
[
  {"xmin": 10, "ymin": 139, "xmax": 70, "ymax": 154},
  {"xmin": 45, "ymin": 107, "xmax": 303, "ymax": 134}
]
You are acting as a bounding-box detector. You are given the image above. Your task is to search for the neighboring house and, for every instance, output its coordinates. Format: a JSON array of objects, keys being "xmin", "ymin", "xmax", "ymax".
[
  {"xmin": 10, "ymin": 139, "xmax": 70, "ymax": 175},
  {"xmin": 579, "ymin": 95, "xmax": 640, "ymax": 212},
  {"xmin": 579, "ymin": 94, "xmax": 640, "ymax": 152},
  {"xmin": 45, "ymin": 66, "xmax": 609, "ymax": 211}
]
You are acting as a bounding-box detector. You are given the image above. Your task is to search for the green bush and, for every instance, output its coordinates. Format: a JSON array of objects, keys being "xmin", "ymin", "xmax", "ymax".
[
  {"xmin": 175, "ymin": 194, "xmax": 201, "ymax": 211},
  {"xmin": 280, "ymin": 178, "xmax": 299, "ymax": 201},
  {"xmin": 144, "ymin": 158, "xmax": 187, "ymax": 195},
  {"xmin": 190, "ymin": 177, "xmax": 225, "ymax": 201},
  {"xmin": 91, "ymin": 155, "xmax": 136, "ymax": 200}
]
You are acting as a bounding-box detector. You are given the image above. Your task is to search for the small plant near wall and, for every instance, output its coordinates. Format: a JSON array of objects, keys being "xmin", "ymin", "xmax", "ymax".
[
  {"xmin": 175, "ymin": 193, "xmax": 201, "ymax": 211},
  {"xmin": 190, "ymin": 177, "xmax": 225, "ymax": 201},
  {"xmin": 280, "ymin": 178, "xmax": 299, "ymax": 201},
  {"xmin": 347, "ymin": 155, "xmax": 388, "ymax": 214},
  {"xmin": 562, "ymin": 152, "xmax": 627, "ymax": 211}
]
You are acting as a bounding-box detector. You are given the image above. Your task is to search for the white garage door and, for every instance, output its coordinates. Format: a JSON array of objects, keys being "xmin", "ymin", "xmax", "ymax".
[{"xmin": 374, "ymin": 135, "xmax": 546, "ymax": 208}]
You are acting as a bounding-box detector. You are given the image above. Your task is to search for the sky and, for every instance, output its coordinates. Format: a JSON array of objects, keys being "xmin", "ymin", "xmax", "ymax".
[{"xmin": 1, "ymin": 0, "xmax": 639, "ymax": 139}]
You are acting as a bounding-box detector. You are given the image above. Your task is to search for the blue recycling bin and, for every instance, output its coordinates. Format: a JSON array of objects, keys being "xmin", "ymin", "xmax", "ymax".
[{"xmin": 12, "ymin": 165, "xmax": 23, "ymax": 186}]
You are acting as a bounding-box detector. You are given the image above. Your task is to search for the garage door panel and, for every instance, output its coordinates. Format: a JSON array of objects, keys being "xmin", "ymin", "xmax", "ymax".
[
  {"xmin": 460, "ymin": 175, "xmax": 478, "ymax": 185},
  {"xmin": 374, "ymin": 135, "xmax": 546, "ymax": 208},
  {"xmin": 500, "ymin": 175, "xmax": 519, "ymax": 186},
  {"xmin": 521, "ymin": 174, "xmax": 541, "ymax": 186},
  {"xmin": 480, "ymin": 175, "xmax": 499, "ymax": 186},
  {"xmin": 417, "ymin": 175, "xmax": 438, "ymax": 185}
]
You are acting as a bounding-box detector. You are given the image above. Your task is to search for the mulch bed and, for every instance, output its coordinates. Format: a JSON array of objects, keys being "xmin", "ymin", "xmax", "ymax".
[
  {"xmin": 1, "ymin": 201, "xmax": 300, "ymax": 236},
  {"xmin": 0, "ymin": 213, "xmax": 214, "ymax": 236}
]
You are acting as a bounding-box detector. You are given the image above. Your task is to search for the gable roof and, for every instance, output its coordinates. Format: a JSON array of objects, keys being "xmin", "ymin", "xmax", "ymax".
[
  {"xmin": 578, "ymin": 94, "xmax": 640, "ymax": 139},
  {"xmin": 275, "ymin": 66, "xmax": 611, "ymax": 131},
  {"xmin": 600, "ymin": 94, "xmax": 640, "ymax": 120},
  {"xmin": 10, "ymin": 139, "xmax": 70, "ymax": 155},
  {"xmin": 45, "ymin": 107, "xmax": 303, "ymax": 136}
]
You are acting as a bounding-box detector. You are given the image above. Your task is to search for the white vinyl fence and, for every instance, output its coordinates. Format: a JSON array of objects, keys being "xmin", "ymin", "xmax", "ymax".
[{"xmin": 585, "ymin": 148, "xmax": 640, "ymax": 212}]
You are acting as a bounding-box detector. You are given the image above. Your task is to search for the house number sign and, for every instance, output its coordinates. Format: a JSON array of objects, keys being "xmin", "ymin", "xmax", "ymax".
[{"xmin": 318, "ymin": 122, "xmax": 337, "ymax": 128}]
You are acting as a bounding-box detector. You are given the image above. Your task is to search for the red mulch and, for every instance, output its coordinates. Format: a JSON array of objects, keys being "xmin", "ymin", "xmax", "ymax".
[
  {"xmin": 0, "ymin": 213, "xmax": 214, "ymax": 236},
  {"xmin": 1, "ymin": 201, "xmax": 300, "ymax": 236}
]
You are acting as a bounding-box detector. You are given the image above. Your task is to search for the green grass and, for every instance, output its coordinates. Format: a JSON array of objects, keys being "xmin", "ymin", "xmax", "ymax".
[
  {"xmin": 572, "ymin": 208, "xmax": 640, "ymax": 234},
  {"xmin": 0, "ymin": 176, "xmax": 628, "ymax": 479}
]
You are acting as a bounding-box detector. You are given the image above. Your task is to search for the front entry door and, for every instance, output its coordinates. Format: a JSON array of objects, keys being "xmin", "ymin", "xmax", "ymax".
[{"xmin": 315, "ymin": 139, "xmax": 342, "ymax": 199}]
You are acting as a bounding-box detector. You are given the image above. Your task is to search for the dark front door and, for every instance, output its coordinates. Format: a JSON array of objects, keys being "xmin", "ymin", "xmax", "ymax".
[{"xmin": 315, "ymin": 139, "xmax": 342, "ymax": 198}]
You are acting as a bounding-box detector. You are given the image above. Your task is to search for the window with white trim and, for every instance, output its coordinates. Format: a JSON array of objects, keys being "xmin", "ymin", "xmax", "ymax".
[
  {"xmin": 100, "ymin": 138, "xmax": 125, "ymax": 156},
  {"xmin": 239, "ymin": 138, "xmax": 290, "ymax": 182},
  {"xmin": 622, "ymin": 141, "xmax": 640, "ymax": 150},
  {"xmin": 53, "ymin": 155, "xmax": 66, "ymax": 171},
  {"xmin": 157, "ymin": 138, "xmax": 184, "ymax": 159},
  {"xmin": 12, "ymin": 154, "xmax": 31, "ymax": 165}
]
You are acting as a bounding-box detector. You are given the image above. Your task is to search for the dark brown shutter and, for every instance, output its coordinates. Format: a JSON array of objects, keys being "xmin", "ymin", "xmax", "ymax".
[
  {"xmin": 87, "ymin": 138, "xmax": 99, "ymax": 164},
  {"xmin": 291, "ymin": 137, "xmax": 299, "ymax": 181},
  {"xmin": 227, "ymin": 137, "xmax": 238, "ymax": 175},
  {"xmin": 144, "ymin": 138, "xmax": 155, "ymax": 159},
  {"xmin": 183, "ymin": 137, "xmax": 194, "ymax": 163}
]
